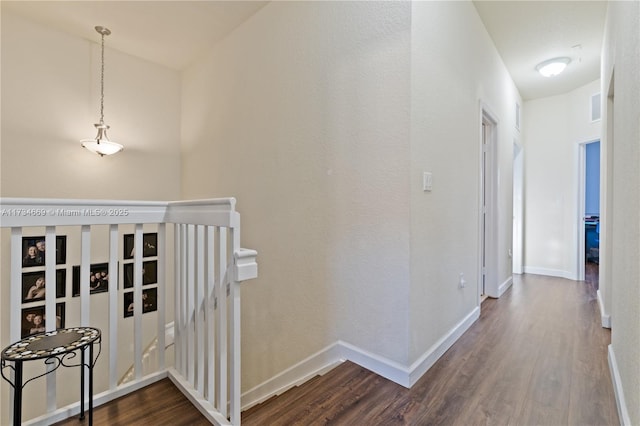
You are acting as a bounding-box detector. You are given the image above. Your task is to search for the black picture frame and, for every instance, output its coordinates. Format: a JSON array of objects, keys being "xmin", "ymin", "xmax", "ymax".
[
  {"xmin": 123, "ymin": 260, "xmax": 158, "ymax": 288},
  {"xmin": 123, "ymin": 287, "xmax": 158, "ymax": 318},
  {"xmin": 123, "ymin": 292, "xmax": 134, "ymax": 318},
  {"xmin": 143, "ymin": 288, "xmax": 158, "ymax": 313},
  {"xmin": 123, "ymin": 233, "xmax": 158, "ymax": 260},
  {"xmin": 21, "ymin": 303, "xmax": 65, "ymax": 338},
  {"xmin": 72, "ymin": 263, "xmax": 110, "ymax": 296},
  {"xmin": 21, "ymin": 236, "xmax": 67, "ymax": 267},
  {"xmin": 21, "ymin": 269, "xmax": 66, "ymax": 303}
]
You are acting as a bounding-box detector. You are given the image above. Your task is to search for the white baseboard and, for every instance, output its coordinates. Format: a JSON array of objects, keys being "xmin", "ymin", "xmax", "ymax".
[
  {"xmin": 498, "ymin": 276, "xmax": 513, "ymax": 297},
  {"xmin": 407, "ymin": 306, "xmax": 480, "ymax": 387},
  {"xmin": 241, "ymin": 343, "xmax": 344, "ymax": 410},
  {"xmin": 608, "ymin": 345, "xmax": 631, "ymax": 425},
  {"xmin": 597, "ymin": 289, "xmax": 612, "ymax": 328},
  {"xmin": 523, "ymin": 266, "xmax": 575, "ymax": 280},
  {"xmin": 241, "ymin": 306, "xmax": 481, "ymax": 409},
  {"xmin": 338, "ymin": 340, "xmax": 410, "ymax": 387}
]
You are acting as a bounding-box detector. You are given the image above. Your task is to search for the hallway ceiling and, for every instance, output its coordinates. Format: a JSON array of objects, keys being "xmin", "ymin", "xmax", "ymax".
[
  {"xmin": 3, "ymin": 1, "xmax": 607, "ymax": 100},
  {"xmin": 1, "ymin": 1, "xmax": 268, "ymax": 71},
  {"xmin": 473, "ymin": 1, "xmax": 608, "ymax": 100}
]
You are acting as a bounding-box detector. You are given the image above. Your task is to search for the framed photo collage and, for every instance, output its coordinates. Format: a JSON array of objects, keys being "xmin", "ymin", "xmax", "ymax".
[{"xmin": 20, "ymin": 232, "xmax": 159, "ymax": 337}]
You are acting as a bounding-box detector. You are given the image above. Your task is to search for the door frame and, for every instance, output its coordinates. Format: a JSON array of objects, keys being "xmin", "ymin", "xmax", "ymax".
[
  {"xmin": 577, "ymin": 138, "xmax": 600, "ymax": 282},
  {"xmin": 478, "ymin": 102, "xmax": 499, "ymax": 303},
  {"xmin": 512, "ymin": 139, "xmax": 524, "ymax": 274}
]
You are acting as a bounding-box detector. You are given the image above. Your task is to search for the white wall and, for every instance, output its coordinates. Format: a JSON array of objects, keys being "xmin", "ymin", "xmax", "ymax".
[
  {"xmin": 182, "ymin": 0, "xmax": 521, "ymax": 394},
  {"xmin": 522, "ymin": 79, "xmax": 601, "ymax": 280},
  {"xmin": 601, "ymin": 1, "xmax": 640, "ymax": 424},
  {"xmin": 181, "ymin": 1, "xmax": 412, "ymax": 390},
  {"xmin": 1, "ymin": 12, "xmax": 182, "ymax": 200},
  {"xmin": 410, "ymin": 1, "xmax": 520, "ymax": 362},
  {"xmin": 1, "ymin": 11, "xmax": 182, "ymax": 423}
]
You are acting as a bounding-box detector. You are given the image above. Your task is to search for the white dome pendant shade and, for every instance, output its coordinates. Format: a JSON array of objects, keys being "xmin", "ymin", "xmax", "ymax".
[{"xmin": 81, "ymin": 26, "xmax": 123, "ymax": 157}]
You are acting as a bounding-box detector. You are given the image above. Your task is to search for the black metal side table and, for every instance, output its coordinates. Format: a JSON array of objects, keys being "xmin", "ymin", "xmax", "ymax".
[{"xmin": 1, "ymin": 327, "xmax": 101, "ymax": 426}]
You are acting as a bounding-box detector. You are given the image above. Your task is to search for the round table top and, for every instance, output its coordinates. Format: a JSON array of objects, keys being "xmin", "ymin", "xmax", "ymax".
[{"xmin": 1, "ymin": 327, "xmax": 101, "ymax": 361}]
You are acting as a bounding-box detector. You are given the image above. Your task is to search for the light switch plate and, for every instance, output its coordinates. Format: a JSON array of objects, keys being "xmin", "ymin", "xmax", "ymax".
[{"xmin": 423, "ymin": 172, "xmax": 432, "ymax": 192}]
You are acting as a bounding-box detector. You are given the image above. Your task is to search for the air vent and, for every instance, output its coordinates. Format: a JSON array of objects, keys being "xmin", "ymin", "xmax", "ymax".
[{"xmin": 591, "ymin": 93, "xmax": 601, "ymax": 122}]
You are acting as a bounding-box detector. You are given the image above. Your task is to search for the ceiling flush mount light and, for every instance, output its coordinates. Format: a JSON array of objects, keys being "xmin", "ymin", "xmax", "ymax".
[
  {"xmin": 81, "ymin": 26, "xmax": 123, "ymax": 156},
  {"xmin": 535, "ymin": 57, "xmax": 571, "ymax": 78}
]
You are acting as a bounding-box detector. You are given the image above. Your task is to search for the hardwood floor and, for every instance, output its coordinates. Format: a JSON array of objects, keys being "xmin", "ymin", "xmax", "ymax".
[
  {"xmin": 53, "ymin": 379, "xmax": 209, "ymax": 426},
  {"xmin": 585, "ymin": 260, "xmax": 599, "ymax": 291},
  {"xmin": 55, "ymin": 273, "xmax": 618, "ymax": 425},
  {"xmin": 243, "ymin": 274, "xmax": 618, "ymax": 425}
]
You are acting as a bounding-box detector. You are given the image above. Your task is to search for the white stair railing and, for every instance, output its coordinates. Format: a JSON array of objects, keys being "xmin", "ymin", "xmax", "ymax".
[{"xmin": 0, "ymin": 198, "xmax": 257, "ymax": 426}]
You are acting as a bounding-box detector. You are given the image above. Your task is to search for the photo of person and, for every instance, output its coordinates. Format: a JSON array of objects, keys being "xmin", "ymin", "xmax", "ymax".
[
  {"xmin": 26, "ymin": 276, "xmax": 46, "ymax": 300},
  {"xmin": 21, "ymin": 269, "xmax": 66, "ymax": 303},
  {"xmin": 30, "ymin": 314, "xmax": 46, "ymax": 334},
  {"xmin": 72, "ymin": 263, "xmax": 109, "ymax": 296},
  {"xmin": 23, "ymin": 245, "xmax": 42, "ymax": 266},
  {"xmin": 123, "ymin": 261, "xmax": 158, "ymax": 288},
  {"xmin": 21, "ymin": 236, "xmax": 67, "ymax": 267},
  {"xmin": 123, "ymin": 288, "xmax": 158, "ymax": 318},
  {"xmin": 143, "ymin": 288, "xmax": 158, "ymax": 313},
  {"xmin": 21, "ymin": 303, "xmax": 65, "ymax": 338},
  {"xmin": 123, "ymin": 292, "xmax": 134, "ymax": 318},
  {"xmin": 123, "ymin": 233, "xmax": 158, "ymax": 260}
]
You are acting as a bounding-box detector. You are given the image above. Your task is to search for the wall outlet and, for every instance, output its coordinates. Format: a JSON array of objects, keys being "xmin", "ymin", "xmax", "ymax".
[
  {"xmin": 508, "ymin": 249, "xmax": 513, "ymax": 258},
  {"xmin": 459, "ymin": 272, "xmax": 466, "ymax": 288}
]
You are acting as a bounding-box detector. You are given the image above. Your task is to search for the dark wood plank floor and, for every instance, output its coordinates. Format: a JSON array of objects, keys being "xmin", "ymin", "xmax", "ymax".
[
  {"xmin": 53, "ymin": 379, "xmax": 209, "ymax": 426},
  {"xmin": 56, "ymin": 273, "xmax": 618, "ymax": 425},
  {"xmin": 243, "ymin": 273, "xmax": 617, "ymax": 425}
]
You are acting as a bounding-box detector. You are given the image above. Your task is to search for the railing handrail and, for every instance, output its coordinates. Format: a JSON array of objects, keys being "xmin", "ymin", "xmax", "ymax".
[
  {"xmin": 0, "ymin": 197, "xmax": 239, "ymax": 228},
  {"xmin": 1, "ymin": 196, "xmax": 256, "ymax": 425}
]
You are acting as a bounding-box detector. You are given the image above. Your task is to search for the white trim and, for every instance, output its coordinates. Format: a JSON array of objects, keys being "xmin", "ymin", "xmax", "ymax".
[
  {"xmin": 241, "ymin": 307, "xmax": 481, "ymax": 409},
  {"xmin": 597, "ymin": 290, "xmax": 612, "ymax": 328},
  {"xmin": 241, "ymin": 343, "xmax": 343, "ymax": 410},
  {"xmin": 608, "ymin": 345, "xmax": 631, "ymax": 425},
  {"xmin": 479, "ymin": 101, "xmax": 500, "ymax": 300},
  {"xmin": 168, "ymin": 369, "xmax": 232, "ymax": 426},
  {"xmin": 577, "ymin": 142, "xmax": 587, "ymax": 282},
  {"xmin": 512, "ymin": 140, "xmax": 524, "ymax": 275},
  {"xmin": 523, "ymin": 266, "xmax": 577, "ymax": 281},
  {"xmin": 407, "ymin": 307, "xmax": 480, "ymax": 387},
  {"xmin": 577, "ymin": 138, "xmax": 601, "ymax": 282},
  {"xmin": 498, "ymin": 276, "xmax": 513, "ymax": 297},
  {"xmin": 339, "ymin": 340, "xmax": 410, "ymax": 387}
]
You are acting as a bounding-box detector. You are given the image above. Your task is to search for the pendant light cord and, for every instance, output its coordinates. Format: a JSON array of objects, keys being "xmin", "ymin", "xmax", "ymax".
[{"xmin": 100, "ymin": 31, "xmax": 105, "ymax": 124}]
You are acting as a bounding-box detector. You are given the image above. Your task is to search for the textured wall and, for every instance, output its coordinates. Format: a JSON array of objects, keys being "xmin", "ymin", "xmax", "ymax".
[
  {"xmin": 522, "ymin": 79, "xmax": 601, "ymax": 279},
  {"xmin": 181, "ymin": 1, "xmax": 412, "ymax": 390},
  {"xmin": 409, "ymin": 1, "xmax": 521, "ymax": 362},
  {"xmin": 602, "ymin": 1, "xmax": 640, "ymax": 423}
]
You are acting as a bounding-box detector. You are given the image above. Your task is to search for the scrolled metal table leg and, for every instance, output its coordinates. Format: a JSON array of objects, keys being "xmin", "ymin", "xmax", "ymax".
[{"xmin": 13, "ymin": 361, "xmax": 22, "ymax": 426}]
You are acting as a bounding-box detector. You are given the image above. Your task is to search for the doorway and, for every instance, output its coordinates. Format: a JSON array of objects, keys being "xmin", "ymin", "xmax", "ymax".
[
  {"xmin": 479, "ymin": 105, "xmax": 498, "ymax": 301},
  {"xmin": 578, "ymin": 140, "xmax": 600, "ymax": 290},
  {"xmin": 578, "ymin": 139, "xmax": 600, "ymax": 284}
]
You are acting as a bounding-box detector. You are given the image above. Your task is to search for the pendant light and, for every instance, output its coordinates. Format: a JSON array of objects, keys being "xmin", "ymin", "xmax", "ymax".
[{"xmin": 81, "ymin": 26, "xmax": 123, "ymax": 156}]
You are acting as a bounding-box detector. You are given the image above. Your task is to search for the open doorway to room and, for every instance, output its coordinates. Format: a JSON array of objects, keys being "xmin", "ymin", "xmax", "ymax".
[{"xmin": 578, "ymin": 139, "xmax": 601, "ymax": 288}]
